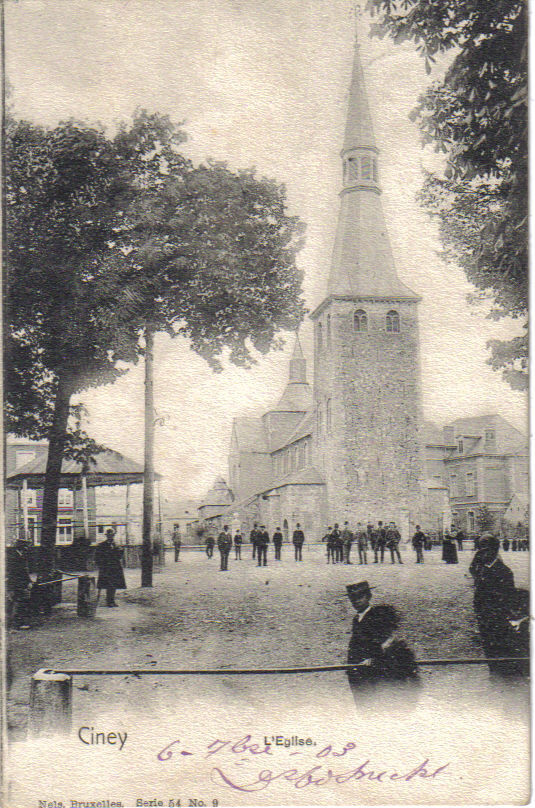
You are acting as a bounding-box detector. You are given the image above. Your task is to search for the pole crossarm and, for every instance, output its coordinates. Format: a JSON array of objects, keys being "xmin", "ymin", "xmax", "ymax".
[{"xmin": 36, "ymin": 658, "xmax": 530, "ymax": 676}]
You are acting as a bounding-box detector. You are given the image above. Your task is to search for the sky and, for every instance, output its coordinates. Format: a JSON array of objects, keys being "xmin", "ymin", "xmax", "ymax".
[{"xmin": 5, "ymin": 0, "xmax": 528, "ymax": 504}]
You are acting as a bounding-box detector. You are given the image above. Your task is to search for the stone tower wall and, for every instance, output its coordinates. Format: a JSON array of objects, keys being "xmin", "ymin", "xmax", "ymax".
[{"xmin": 313, "ymin": 298, "xmax": 425, "ymax": 530}]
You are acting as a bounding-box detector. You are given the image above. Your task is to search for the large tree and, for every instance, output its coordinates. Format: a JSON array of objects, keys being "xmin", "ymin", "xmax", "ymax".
[
  {"xmin": 367, "ymin": 0, "xmax": 527, "ymax": 389},
  {"xmin": 6, "ymin": 112, "xmax": 305, "ymax": 574}
]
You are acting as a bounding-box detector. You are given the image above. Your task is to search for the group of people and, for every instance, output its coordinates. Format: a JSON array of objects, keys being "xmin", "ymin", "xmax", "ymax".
[
  {"xmin": 345, "ymin": 532, "xmax": 529, "ymax": 698},
  {"xmin": 322, "ymin": 521, "xmax": 403, "ymax": 565},
  {"xmin": 205, "ymin": 523, "xmax": 307, "ymax": 571}
]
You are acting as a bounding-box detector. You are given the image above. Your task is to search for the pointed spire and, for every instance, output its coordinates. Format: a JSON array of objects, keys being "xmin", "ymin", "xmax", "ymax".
[
  {"xmin": 342, "ymin": 38, "xmax": 377, "ymax": 153},
  {"xmin": 289, "ymin": 333, "xmax": 306, "ymax": 383},
  {"xmin": 318, "ymin": 35, "xmax": 420, "ymax": 303}
]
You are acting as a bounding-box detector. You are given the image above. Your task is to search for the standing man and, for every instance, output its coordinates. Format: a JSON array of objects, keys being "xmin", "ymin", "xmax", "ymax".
[
  {"xmin": 470, "ymin": 533, "xmax": 516, "ymax": 672},
  {"xmin": 272, "ymin": 526, "xmax": 283, "ymax": 560},
  {"xmin": 95, "ymin": 528, "xmax": 126, "ymax": 607},
  {"xmin": 374, "ymin": 521, "xmax": 387, "ymax": 563},
  {"xmin": 205, "ymin": 532, "xmax": 215, "ymax": 558},
  {"xmin": 355, "ymin": 523, "xmax": 368, "ymax": 565},
  {"xmin": 412, "ymin": 525, "xmax": 425, "ymax": 564},
  {"xmin": 341, "ymin": 522, "xmax": 354, "ymax": 565},
  {"xmin": 257, "ymin": 525, "xmax": 269, "ymax": 567},
  {"xmin": 233, "ymin": 529, "xmax": 243, "ymax": 560},
  {"xmin": 7, "ymin": 539, "xmax": 33, "ymax": 629},
  {"xmin": 292, "ymin": 523, "xmax": 305, "ymax": 561},
  {"xmin": 455, "ymin": 527, "xmax": 465, "ymax": 551},
  {"xmin": 171, "ymin": 524, "xmax": 182, "ymax": 562},
  {"xmin": 331, "ymin": 523, "xmax": 343, "ymax": 564},
  {"xmin": 323, "ymin": 527, "xmax": 335, "ymax": 564},
  {"xmin": 386, "ymin": 522, "xmax": 403, "ymax": 564},
  {"xmin": 217, "ymin": 525, "xmax": 232, "ymax": 571},
  {"xmin": 249, "ymin": 523, "xmax": 259, "ymax": 561}
]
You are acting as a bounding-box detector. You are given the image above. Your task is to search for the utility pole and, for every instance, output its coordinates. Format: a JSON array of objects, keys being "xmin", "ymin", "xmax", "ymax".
[{"xmin": 141, "ymin": 325, "xmax": 154, "ymax": 586}]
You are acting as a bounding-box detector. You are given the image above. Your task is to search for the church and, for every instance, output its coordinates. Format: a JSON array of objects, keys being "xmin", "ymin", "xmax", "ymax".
[{"xmin": 198, "ymin": 40, "xmax": 528, "ymax": 543}]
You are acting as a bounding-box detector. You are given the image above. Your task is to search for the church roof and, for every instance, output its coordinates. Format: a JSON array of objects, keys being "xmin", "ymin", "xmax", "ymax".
[
  {"xmin": 315, "ymin": 35, "xmax": 419, "ymax": 308},
  {"xmin": 342, "ymin": 41, "xmax": 377, "ymax": 153},
  {"xmin": 272, "ymin": 411, "xmax": 313, "ymax": 452},
  {"xmin": 232, "ymin": 417, "xmax": 268, "ymax": 453},
  {"xmin": 264, "ymin": 465, "xmax": 325, "ymax": 492},
  {"xmin": 273, "ymin": 382, "xmax": 312, "ymax": 413},
  {"xmin": 200, "ymin": 476, "xmax": 234, "ymax": 507}
]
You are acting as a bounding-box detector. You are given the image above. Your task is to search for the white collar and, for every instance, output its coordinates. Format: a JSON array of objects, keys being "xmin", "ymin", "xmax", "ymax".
[
  {"xmin": 357, "ymin": 605, "xmax": 372, "ymax": 622},
  {"xmin": 485, "ymin": 557, "xmax": 498, "ymax": 568}
]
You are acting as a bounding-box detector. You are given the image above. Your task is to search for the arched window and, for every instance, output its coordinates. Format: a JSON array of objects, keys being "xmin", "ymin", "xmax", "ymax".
[
  {"xmin": 386, "ymin": 310, "xmax": 400, "ymax": 333},
  {"xmin": 326, "ymin": 314, "xmax": 331, "ymax": 348},
  {"xmin": 317, "ymin": 321, "xmax": 323, "ymax": 351},
  {"xmin": 347, "ymin": 157, "xmax": 359, "ymax": 181},
  {"xmin": 354, "ymin": 309, "xmax": 368, "ymax": 332},
  {"xmin": 361, "ymin": 154, "xmax": 372, "ymax": 180}
]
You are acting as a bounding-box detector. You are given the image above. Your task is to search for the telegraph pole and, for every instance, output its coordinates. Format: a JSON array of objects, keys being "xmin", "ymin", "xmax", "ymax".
[{"xmin": 141, "ymin": 325, "xmax": 154, "ymax": 587}]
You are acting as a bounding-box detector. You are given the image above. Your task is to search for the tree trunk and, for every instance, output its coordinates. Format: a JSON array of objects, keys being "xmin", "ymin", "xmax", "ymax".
[
  {"xmin": 141, "ymin": 325, "xmax": 154, "ymax": 587},
  {"xmin": 39, "ymin": 373, "xmax": 73, "ymax": 575}
]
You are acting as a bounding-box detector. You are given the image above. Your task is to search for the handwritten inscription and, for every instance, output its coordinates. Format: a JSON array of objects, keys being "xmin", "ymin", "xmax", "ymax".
[{"xmin": 156, "ymin": 735, "xmax": 449, "ymax": 793}]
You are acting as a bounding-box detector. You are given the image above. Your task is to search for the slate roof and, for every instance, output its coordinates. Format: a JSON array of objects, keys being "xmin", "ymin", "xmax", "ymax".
[
  {"xmin": 6, "ymin": 447, "xmax": 159, "ymax": 484},
  {"xmin": 272, "ymin": 411, "xmax": 313, "ymax": 452},
  {"xmin": 232, "ymin": 417, "xmax": 269, "ymax": 453}
]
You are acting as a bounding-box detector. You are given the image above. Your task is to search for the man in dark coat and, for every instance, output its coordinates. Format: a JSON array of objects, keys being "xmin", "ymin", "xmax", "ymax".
[
  {"xmin": 373, "ymin": 521, "xmax": 387, "ymax": 563},
  {"xmin": 411, "ymin": 526, "xmax": 425, "ymax": 564},
  {"xmin": 323, "ymin": 527, "xmax": 335, "ymax": 564},
  {"xmin": 233, "ymin": 530, "xmax": 243, "ymax": 560},
  {"xmin": 355, "ymin": 523, "xmax": 368, "ymax": 565},
  {"xmin": 249, "ymin": 523, "xmax": 259, "ymax": 560},
  {"xmin": 256, "ymin": 525, "xmax": 269, "ymax": 567},
  {"xmin": 95, "ymin": 529, "xmax": 126, "ymax": 607},
  {"xmin": 470, "ymin": 533, "xmax": 517, "ymax": 672},
  {"xmin": 217, "ymin": 525, "xmax": 232, "ymax": 571},
  {"xmin": 272, "ymin": 527, "xmax": 283, "ymax": 560},
  {"xmin": 386, "ymin": 522, "xmax": 403, "ymax": 564},
  {"xmin": 455, "ymin": 528, "xmax": 465, "ymax": 551},
  {"xmin": 292, "ymin": 523, "xmax": 305, "ymax": 561},
  {"xmin": 205, "ymin": 533, "xmax": 215, "ymax": 558},
  {"xmin": 7, "ymin": 539, "xmax": 33, "ymax": 628},
  {"xmin": 331, "ymin": 523, "xmax": 343, "ymax": 563},
  {"xmin": 346, "ymin": 581, "xmax": 417, "ymax": 698},
  {"xmin": 171, "ymin": 524, "xmax": 182, "ymax": 562}
]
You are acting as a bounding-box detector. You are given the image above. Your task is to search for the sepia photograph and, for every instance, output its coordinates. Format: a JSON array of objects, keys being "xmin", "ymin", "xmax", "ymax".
[{"xmin": 2, "ymin": 0, "xmax": 529, "ymax": 805}]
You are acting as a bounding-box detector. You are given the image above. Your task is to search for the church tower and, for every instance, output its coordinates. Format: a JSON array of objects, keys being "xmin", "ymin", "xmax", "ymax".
[{"xmin": 311, "ymin": 38, "xmax": 425, "ymax": 532}]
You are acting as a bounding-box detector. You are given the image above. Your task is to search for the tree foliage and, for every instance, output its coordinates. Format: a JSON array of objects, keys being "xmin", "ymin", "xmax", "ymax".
[
  {"xmin": 6, "ymin": 111, "xmax": 305, "ymax": 568},
  {"xmin": 367, "ymin": 0, "xmax": 527, "ymax": 389}
]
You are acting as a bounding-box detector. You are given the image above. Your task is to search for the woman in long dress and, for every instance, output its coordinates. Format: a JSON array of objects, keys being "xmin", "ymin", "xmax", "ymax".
[{"xmin": 442, "ymin": 532, "xmax": 459, "ymax": 564}]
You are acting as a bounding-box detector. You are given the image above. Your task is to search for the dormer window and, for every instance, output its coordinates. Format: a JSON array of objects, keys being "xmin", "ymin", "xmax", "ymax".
[
  {"xmin": 485, "ymin": 429, "xmax": 496, "ymax": 447},
  {"xmin": 317, "ymin": 321, "xmax": 323, "ymax": 351},
  {"xmin": 354, "ymin": 309, "xmax": 368, "ymax": 332},
  {"xmin": 386, "ymin": 310, "xmax": 400, "ymax": 333}
]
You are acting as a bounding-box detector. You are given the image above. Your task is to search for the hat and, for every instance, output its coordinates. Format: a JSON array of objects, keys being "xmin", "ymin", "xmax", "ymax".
[
  {"xmin": 346, "ymin": 581, "xmax": 375, "ymax": 598},
  {"xmin": 105, "ymin": 528, "xmax": 115, "ymax": 537}
]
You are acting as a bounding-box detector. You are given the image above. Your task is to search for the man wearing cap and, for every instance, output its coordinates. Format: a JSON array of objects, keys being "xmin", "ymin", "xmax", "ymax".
[
  {"xmin": 346, "ymin": 581, "xmax": 417, "ymax": 695},
  {"xmin": 386, "ymin": 522, "xmax": 403, "ymax": 564},
  {"xmin": 292, "ymin": 523, "xmax": 305, "ymax": 561},
  {"xmin": 373, "ymin": 521, "xmax": 387, "ymax": 563},
  {"xmin": 256, "ymin": 525, "xmax": 269, "ymax": 567},
  {"xmin": 95, "ymin": 528, "xmax": 127, "ymax": 607},
  {"xmin": 249, "ymin": 523, "xmax": 259, "ymax": 561},
  {"xmin": 233, "ymin": 529, "xmax": 243, "ymax": 560},
  {"xmin": 171, "ymin": 524, "xmax": 182, "ymax": 562},
  {"xmin": 411, "ymin": 525, "xmax": 425, "ymax": 564},
  {"xmin": 217, "ymin": 525, "xmax": 232, "ymax": 571},
  {"xmin": 272, "ymin": 527, "xmax": 283, "ymax": 560},
  {"xmin": 470, "ymin": 533, "xmax": 517, "ymax": 672},
  {"xmin": 355, "ymin": 522, "xmax": 368, "ymax": 565}
]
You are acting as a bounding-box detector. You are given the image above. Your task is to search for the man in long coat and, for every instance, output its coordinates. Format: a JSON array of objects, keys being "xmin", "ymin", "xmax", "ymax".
[
  {"xmin": 346, "ymin": 581, "xmax": 417, "ymax": 699},
  {"xmin": 256, "ymin": 525, "xmax": 269, "ymax": 567},
  {"xmin": 95, "ymin": 528, "xmax": 126, "ymax": 607},
  {"xmin": 217, "ymin": 525, "xmax": 232, "ymax": 571},
  {"xmin": 341, "ymin": 522, "xmax": 353, "ymax": 564},
  {"xmin": 385, "ymin": 522, "xmax": 403, "ymax": 564},
  {"xmin": 292, "ymin": 523, "xmax": 305, "ymax": 561},
  {"xmin": 272, "ymin": 527, "xmax": 283, "ymax": 560},
  {"xmin": 471, "ymin": 533, "xmax": 517, "ymax": 672}
]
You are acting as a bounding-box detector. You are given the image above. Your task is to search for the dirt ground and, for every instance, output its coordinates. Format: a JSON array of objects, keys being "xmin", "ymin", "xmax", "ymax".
[{"xmin": 5, "ymin": 544, "xmax": 531, "ymax": 806}]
